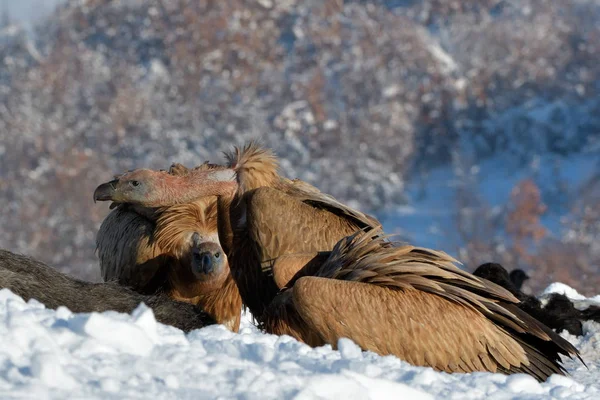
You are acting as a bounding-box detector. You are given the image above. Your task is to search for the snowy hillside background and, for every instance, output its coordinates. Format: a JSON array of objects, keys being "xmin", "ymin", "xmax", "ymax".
[{"xmin": 0, "ymin": 0, "xmax": 599, "ymax": 296}]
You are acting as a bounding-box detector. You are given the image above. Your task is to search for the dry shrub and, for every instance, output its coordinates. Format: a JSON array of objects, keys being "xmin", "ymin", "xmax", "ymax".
[
  {"xmin": 453, "ymin": 179, "xmax": 501, "ymax": 268},
  {"xmin": 528, "ymin": 240, "xmax": 597, "ymax": 296},
  {"xmin": 459, "ymin": 175, "xmax": 600, "ymax": 295},
  {"xmin": 538, "ymin": 172, "xmax": 600, "ymax": 295},
  {"xmin": 505, "ymin": 179, "xmax": 547, "ymax": 264}
]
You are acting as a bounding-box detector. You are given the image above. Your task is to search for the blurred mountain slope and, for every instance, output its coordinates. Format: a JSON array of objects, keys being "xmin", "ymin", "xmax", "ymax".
[{"xmin": 0, "ymin": 0, "xmax": 598, "ymax": 292}]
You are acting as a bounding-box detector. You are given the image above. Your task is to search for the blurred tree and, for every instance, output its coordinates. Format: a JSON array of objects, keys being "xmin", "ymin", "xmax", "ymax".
[
  {"xmin": 505, "ymin": 179, "xmax": 547, "ymax": 265},
  {"xmin": 0, "ymin": 1, "xmax": 9, "ymax": 29},
  {"xmin": 0, "ymin": 0, "xmax": 599, "ymax": 291}
]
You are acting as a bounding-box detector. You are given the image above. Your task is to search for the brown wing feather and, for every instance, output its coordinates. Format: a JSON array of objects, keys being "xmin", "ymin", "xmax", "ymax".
[
  {"xmin": 290, "ymin": 277, "xmax": 530, "ymax": 376},
  {"xmin": 260, "ymin": 290, "xmax": 326, "ymax": 348},
  {"xmin": 315, "ymin": 229, "xmax": 576, "ymax": 343},
  {"xmin": 227, "ymin": 142, "xmax": 381, "ymax": 258},
  {"xmin": 317, "ymin": 229, "xmax": 513, "ymax": 301},
  {"xmin": 284, "ymin": 178, "xmax": 382, "ymax": 231},
  {"xmin": 246, "ymin": 187, "xmax": 372, "ymax": 263},
  {"xmin": 304, "ymin": 228, "xmax": 581, "ymax": 380}
]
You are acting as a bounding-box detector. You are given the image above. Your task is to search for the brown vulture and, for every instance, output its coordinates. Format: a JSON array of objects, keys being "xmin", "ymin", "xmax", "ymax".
[
  {"xmin": 264, "ymin": 228, "xmax": 582, "ymax": 381},
  {"xmin": 90, "ymin": 142, "xmax": 582, "ymax": 381},
  {"xmin": 93, "ymin": 144, "xmax": 380, "ymax": 324},
  {"xmin": 93, "ymin": 163, "xmax": 242, "ymax": 332}
]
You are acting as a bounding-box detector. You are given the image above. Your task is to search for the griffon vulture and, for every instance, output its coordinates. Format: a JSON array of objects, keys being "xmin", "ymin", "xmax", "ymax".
[
  {"xmin": 90, "ymin": 143, "xmax": 582, "ymax": 380},
  {"xmin": 263, "ymin": 229, "xmax": 582, "ymax": 381},
  {"xmin": 93, "ymin": 163, "xmax": 242, "ymax": 331},
  {"xmin": 93, "ymin": 143, "xmax": 382, "ymax": 325}
]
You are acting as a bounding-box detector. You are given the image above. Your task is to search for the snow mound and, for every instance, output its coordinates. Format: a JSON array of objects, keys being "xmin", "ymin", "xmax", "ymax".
[
  {"xmin": 542, "ymin": 283, "xmax": 589, "ymax": 301},
  {"xmin": 0, "ymin": 286, "xmax": 599, "ymax": 399}
]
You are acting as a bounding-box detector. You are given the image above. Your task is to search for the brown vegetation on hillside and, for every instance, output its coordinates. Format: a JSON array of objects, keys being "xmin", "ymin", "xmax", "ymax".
[{"xmin": 0, "ymin": 0, "xmax": 598, "ymax": 291}]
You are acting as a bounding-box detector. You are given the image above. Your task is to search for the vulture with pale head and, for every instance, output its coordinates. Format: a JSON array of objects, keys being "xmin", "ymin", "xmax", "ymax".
[
  {"xmin": 93, "ymin": 142, "xmax": 582, "ymax": 381},
  {"xmin": 94, "ymin": 143, "xmax": 381, "ymax": 324},
  {"xmin": 93, "ymin": 163, "xmax": 242, "ymax": 332}
]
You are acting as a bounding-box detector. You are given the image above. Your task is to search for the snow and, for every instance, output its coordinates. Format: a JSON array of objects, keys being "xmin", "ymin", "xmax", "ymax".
[
  {"xmin": 0, "ymin": 286, "xmax": 599, "ymax": 399},
  {"xmin": 542, "ymin": 283, "xmax": 590, "ymax": 302},
  {"xmin": 541, "ymin": 283, "xmax": 600, "ymax": 312}
]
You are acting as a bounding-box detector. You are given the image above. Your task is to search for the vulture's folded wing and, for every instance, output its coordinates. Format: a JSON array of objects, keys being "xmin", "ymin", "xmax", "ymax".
[
  {"xmin": 246, "ymin": 187, "xmax": 375, "ymax": 262},
  {"xmin": 285, "ymin": 179, "xmax": 382, "ymax": 230},
  {"xmin": 291, "ymin": 277, "xmax": 568, "ymax": 381},
  {"xmin": 260, "ymin": 290, "xmax": 326, "ymax": 348},
  {"xmin": 304, "ymin": 228, "xmax": 582, "ymax": 380}
]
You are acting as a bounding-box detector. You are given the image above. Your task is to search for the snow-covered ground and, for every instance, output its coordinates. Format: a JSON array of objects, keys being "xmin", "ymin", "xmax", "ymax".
[{"xmin": 0, "ymin": 285, "xmax": 598, "ymax": 399}]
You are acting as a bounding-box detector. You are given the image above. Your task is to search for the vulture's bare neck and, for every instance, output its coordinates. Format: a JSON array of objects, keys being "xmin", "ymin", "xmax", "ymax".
[
  {"xmin": 214, "ymin": 143, "xmax": 285, "ymax": 318},
  {"xmin": 214, "ymin": 183, "xmax": 280, "ymax": 319}
]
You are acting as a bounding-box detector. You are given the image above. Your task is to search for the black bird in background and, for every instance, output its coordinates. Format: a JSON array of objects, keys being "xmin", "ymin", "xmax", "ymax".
[
  {"xmin": 509, "ymin": 269, "xmax": 530, "ymax": 291},
  {"xmin": 473, "ymin": 263, "xmax": 600, "ymax": 336}
]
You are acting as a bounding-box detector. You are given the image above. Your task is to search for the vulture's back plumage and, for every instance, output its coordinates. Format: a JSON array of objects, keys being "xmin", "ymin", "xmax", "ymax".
[
  {"xmin": 264, "ymin": 229, "xmax": 582, "ymax": 381},
  {"xmin": 218, "ymin": 143, "xmax": 384, "ymax": 319},
  {"xmin": 94, "ymin": 163, "xmax": 243, "ymax": 331},
  {"xmin": 91, "ymin": 143, "xmax": 583, "ymax": 381}
]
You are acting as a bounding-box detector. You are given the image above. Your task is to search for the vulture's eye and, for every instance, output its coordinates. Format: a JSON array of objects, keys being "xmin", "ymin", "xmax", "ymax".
[
  {"xmin": 130, "ymin": 180, "xmax": 141, "ymax": 187},
  {"xmin": 214, "ymin": 252, "xmax": 221, "ymax": 259}
]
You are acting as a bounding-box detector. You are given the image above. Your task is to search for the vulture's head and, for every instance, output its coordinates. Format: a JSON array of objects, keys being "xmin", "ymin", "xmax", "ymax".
[
  {"xmin": 93, "ymin": 169, "xmax": 163, "ymax": 206},
  {"xmin": 472, "ymin": 262, "xmax": 519, "ymax": 295},
  {"xmin": 509, "ymin": 269, "xmax": 530, "ymax": 290},
  {"xmin": 189, "ymin": 232, "xmax": 229, "ymax": 289},
  {"xmin": 94, "ymin": 166, "xmax": 237, "ymax": 207}
]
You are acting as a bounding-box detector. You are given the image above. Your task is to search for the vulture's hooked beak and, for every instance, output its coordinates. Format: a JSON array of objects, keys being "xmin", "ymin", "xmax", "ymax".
[{"xmin": 93, "ymin": 180, "xmax": 118, "ymax": 203}]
